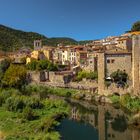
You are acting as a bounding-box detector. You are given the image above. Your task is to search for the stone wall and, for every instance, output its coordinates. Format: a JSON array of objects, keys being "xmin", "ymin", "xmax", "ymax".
[
  {"xmin": 69, "ymin": 79, "xmax": 98, "ymax": 90},
  {"xmin": 28, "ymin": 71, "xmax": 98, "ymax": 91},
  {"xmin": 98, "ymin": 53, "xmax": 105, "ymax": 95},
  {"xmin": 132, "ymin": 35, "xmax": 140, "ymax": 95},
  {"xmin": 103, "ymin": 83, "xmax": 132, "ymax": 96},
  {"xmin": 97, "ymin": 51, "xmax": 133, "ymax": 96},
  {"xmin": 48, "ymin": 72, "xmax": 64, "ymax": 84},
  {"xmin": 29, "ymin": 71, "xmax": 40, "ymax": 84},
  {"xmin": 105, "ymin": 53, "xmax": 132, "ymax": 78}
]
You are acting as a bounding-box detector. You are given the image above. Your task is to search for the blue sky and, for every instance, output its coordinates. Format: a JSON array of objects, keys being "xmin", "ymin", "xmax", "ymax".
[{"xmin": 0, "ymin": 0, "xmax": 140, "ymax": 40}]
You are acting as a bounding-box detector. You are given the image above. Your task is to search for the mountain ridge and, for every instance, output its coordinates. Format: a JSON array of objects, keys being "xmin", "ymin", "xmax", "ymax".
[{"xmin": 0, "ymin": 24, "xmax": 82, "ymax": 52}]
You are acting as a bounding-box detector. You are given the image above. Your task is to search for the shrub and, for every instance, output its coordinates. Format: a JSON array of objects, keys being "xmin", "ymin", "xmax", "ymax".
[
  {"xmin": 5, "ymin": 96, "xmax": 26, "ymax": 112},
  {"xmin": 120, "ymin": 94, "xmax": 131, "ymax": 107},
  {"xmin": 23, "ymin": 85, "xmax": 48, "ymax": 98},
  {"xmin": 0, "ymin": 58, "xmax": 11, "ymax": 86},
  {"xmin": 86, "ymin": 71, "xmax": 98, "ymax": 80},
  {"xmin": 27, "ymin": 97, "xmax": 44, "ymax": 109},
  {"xmin": 5, "ymin": 94, "xmax": 43, "ymax": 112},
  {"xmin": 110, "ymin": 69, "xmax": 128, "ymax": 83},
  {"xmin": 2, "ymin": 65, "xmax": 27, "ymax": 88},
  {"xmin": 43, "ymin": 132, "xmax": 61, "ymax": 140},
  {"xmin": 76, "ymin": 70, "xmax": 98, "ymax": 81},
  {"xmin": 22, "ymin": 106, "xmax": 36, "ymax": 121},
  {"xmin": 47, "ymin": 63, "xmax": 58, "ymax": 71},
  {"xmin": 120, "ymin": 94, "xmax": 140, "ymax": 112},
  {"xmin": 0, "ymin": 89, "xmax": 19, "ymax": 106},
  {"xmin": 26, "ymin": 59, "xmax": 58, "ymax": 71},
  {"xmin": 26, "ymin": 60, "xmax": 38, "ymax": 71},
  {"xmin": 37, "ymin": 59, "xmax": 49, "ymax": 70},
  {"xmin": 0, "ymin": 93, "xmax": 5, "ymax": 106},
  {"xmin": 109, "ymin": 94, "xmax": 120, "ymax": 103}
]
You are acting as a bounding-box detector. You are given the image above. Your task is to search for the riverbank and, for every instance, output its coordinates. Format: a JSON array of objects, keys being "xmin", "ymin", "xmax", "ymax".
[
  {"xmin": 26, "ymin": 84, "xmax": 140, "ymax": 128},
  {"xmin": 0, "ymin": 88, "xmax": 70, "ymax": 140},
  {"xmin": 0, "ymin": 84, "xmax": 140, "ymax": 139}
]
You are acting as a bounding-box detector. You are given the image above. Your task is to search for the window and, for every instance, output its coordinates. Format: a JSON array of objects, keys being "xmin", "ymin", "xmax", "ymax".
[
  {"xmin": 107, "ymin": 59, "xmax": 110, "ymax": 63},
  {"xmin": 111, "ymin": 59, "xmax": 115, "ymax": 63},
  {"xmin": 90, "ymin": 61, "xmax": 92, "ymax": 64}
]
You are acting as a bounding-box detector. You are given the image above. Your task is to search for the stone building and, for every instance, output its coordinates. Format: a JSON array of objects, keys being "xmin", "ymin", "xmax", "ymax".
[
  {"xmin": 97, "ymin": 51, "xmax": 132, "ymax": 95},
  {"xmin": 53, "ymin": 47, "xmax": 63, "ymax": 64},
  {"xmin": 76, "ymin": 51, "xmax": 87, "ymax": 66},
  {"xmin": 117, "ymin": 36, "xmax": 132, "ymax": 51},
  {"xmin": 84, "ymin": 52, "xmax": 97, "ymax": 72},
  {"xmin": 132, "ymin": 35, "xmax": 140, "ymax": 95},
  {"xmin": 34, "ymin": 40, "xmax": 42, "ymax": 50},
  {"xmin": 105, "ymin": 51, "xmax": 132, "ymax": 78},
  {"xmin": 98, "ymin": 35, "xmax": 140, "ymax": 95}
]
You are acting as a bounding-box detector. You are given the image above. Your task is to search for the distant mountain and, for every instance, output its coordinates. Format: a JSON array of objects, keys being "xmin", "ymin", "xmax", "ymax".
[{"xmin": 0, "ymin": 24, "xmax": 78, "ymax": 52}]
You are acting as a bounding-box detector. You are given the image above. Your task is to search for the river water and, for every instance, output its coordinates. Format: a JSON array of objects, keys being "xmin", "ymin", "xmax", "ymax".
[{"xmin": 58, "ymin": 100, "xmax": 140, "ymax": 140}]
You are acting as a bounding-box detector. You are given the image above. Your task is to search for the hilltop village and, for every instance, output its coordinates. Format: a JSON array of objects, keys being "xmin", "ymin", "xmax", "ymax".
[{"xmin": 1, "ymin": 31, "xmax": 140, "ymax": 96}]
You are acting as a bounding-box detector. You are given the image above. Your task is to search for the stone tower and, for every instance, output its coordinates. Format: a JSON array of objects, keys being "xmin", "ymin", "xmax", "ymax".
[
  {"xmin": 34, "ymin": 40, "xmax": 42, "ymax": 50},
  {"xmin": 132, "ymin": 35, "xmax": 140, "ymax": 95},
  {"xmin": 98, "ymin": 52, "xmax": 105, "ymax": 95}
]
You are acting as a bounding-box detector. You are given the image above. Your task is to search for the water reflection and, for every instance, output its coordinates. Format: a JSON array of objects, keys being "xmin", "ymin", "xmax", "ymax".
[{"xmin": 68, "ymin": 101, "xmax": 140, "ymax": 140}]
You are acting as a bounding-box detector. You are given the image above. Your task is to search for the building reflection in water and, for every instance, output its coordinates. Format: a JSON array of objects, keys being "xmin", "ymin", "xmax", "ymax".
[{"xmin": 70, "ymin": 102, "xmax": 140, "ymax": 140}]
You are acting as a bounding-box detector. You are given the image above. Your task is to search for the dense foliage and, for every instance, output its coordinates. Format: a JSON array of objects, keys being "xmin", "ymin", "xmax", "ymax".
[
  {"xmin": 0, "ymin": 59, "xmax": 11, "ymax": 84},
  {"xmin": 131, "ymin": 21, "xmax": 140, "ymax": 31},
  {"xmin": 109, "ymin": 94, "xmax": 140, "ymax": 113},
  {"xmin": 110, "ymin": 70, "xmax": 128, "ymax": 83},
  {"xmin": 2, "ymin": 64, "xmax": 27, "ymax": 88},
  {"xmin": 26, "ymin": 59, "xmax": 58, "ymax": 71},
  {"xmin": 76, "ymin": 70, "xmax": 98, "ymax": 81},
  {"xmin": 0, "ymin": 87, "xmax": 70, "ymax": 139}
]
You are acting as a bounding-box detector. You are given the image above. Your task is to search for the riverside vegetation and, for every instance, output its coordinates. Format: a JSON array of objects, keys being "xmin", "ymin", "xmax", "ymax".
[
  {"xmin": 0, "ymin": 86, "xmax": 73, "ymax": 140},
  {"xmin": 0, "ymin": 58, "xmax": 140, "ymax": 139},
  {"xmin": 109, "ymin": 93, "xmax": 140, "ymax": 126},
  {"xmin": 0, "ymin": 59, "xmax": 77, "ymax": 139}
]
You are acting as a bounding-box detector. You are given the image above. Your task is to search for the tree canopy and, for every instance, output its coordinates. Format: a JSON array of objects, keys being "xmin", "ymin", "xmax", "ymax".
[
  {"xmin": 131, "ymin": 21, "xmax": 140, "ymax": 31},
  {"xmin": 110, "ymin": 69, "xmax": 128, "ymax": 83},
  {"xmin": 2, "ymin": 64, "xmax": 27, "ymax": 88},
  {"xmin": 26, "ymin": 59, "xmax": 58, "ymax": 71}
]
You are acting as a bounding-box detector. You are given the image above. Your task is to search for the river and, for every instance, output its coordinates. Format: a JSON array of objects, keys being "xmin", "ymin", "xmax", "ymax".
[{"xmin": 57, "ymin": 99, "xmax": 140, "ymax": 140}]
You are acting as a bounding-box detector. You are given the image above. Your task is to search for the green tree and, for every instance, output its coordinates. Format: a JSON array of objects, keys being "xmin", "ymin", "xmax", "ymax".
[
  {"xmin": 110, "ymin": 70, "xmax": 128, "ymax": 83},
  {"xmin": 47, "ymin": 63, "xmax": 58, "ymax": 71},
  {"xmin": 76, "ymin": 70, "xmax": 98, "ymax": 81},
  {"xmin": 37, "ymin": 59, "xmax": 49, "ymax": 70},
  {"xmin": 2, "ymin": 65, "xmax": 27, "ymax": 88},
  {"xmin": 0, "ymin": 58, "xmax": 11, "ymax": 86},
  {"xmin": 0, "ymin": 58, "xmax": 11, "ymax": 73},
  {"xmin": 131, "ymin": 21, "xmax": 140, "ymax": 31},
  {"xmin": 26, "ymin": 60, "xmax": 38, "ymax": 71}
]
